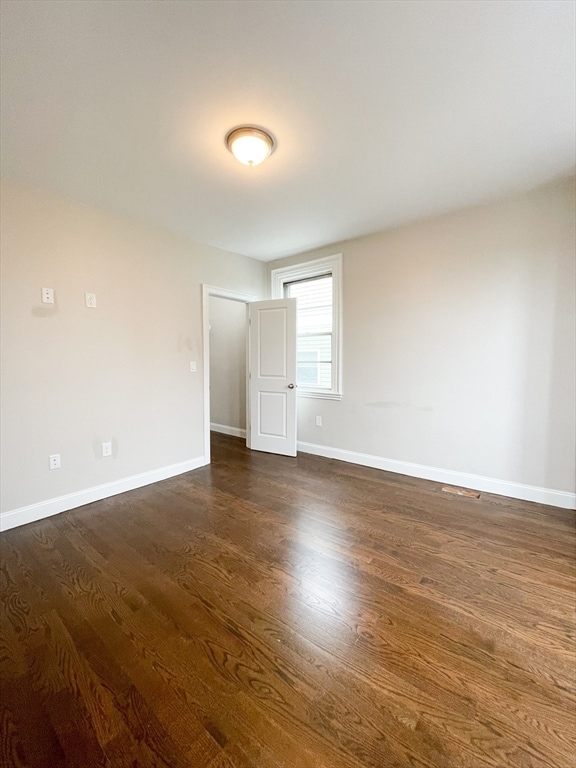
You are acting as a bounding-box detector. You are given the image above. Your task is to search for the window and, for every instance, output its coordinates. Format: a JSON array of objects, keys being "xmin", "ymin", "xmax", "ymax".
[
  {"xmin": 296, "ymin": 350, "xmax": 320, "ymax": 386},
  {"xmin": 271, "ymin": 254, "xmax": 342, "ymax": 399},
  {"xmin": 286, "ymin": 277, "xmax": 332, "ymax": 390}
]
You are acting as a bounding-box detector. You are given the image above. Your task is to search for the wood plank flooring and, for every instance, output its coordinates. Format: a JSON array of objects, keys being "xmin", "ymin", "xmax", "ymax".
[{"xmin": 1, "ymin": 432, "xmax": 575, "ymax": 767}]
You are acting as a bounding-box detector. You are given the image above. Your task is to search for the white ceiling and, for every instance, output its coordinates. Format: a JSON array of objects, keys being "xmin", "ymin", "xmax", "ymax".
[{"xmin": 1, "ymin": 1, "xmax": 575, "ymax": 261}]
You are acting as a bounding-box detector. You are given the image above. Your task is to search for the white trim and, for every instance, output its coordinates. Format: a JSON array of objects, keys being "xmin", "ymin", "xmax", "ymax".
[
  {"xmin": 297, "ymin": 441, "xmax": 576, "ymax": 510},
  {"xmin": 201, "ymin": 285, "xmax": 257, "ymax": 464},
  {"xmin": 271, "ymin": 254, "xmax": 343, "ymax": 398},
  {"xmin": 0, "ymin": 457, "xmax": 207, "ymax": 533},
  {"xmin": 210, "ymin": 423, "xmax": 247, "ymax": 439}
]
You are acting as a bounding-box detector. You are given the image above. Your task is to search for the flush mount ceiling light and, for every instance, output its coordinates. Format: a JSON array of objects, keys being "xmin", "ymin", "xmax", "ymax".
[{"xmin": 225, "ymin": 126, "xmax": 276, "ymax": 167}]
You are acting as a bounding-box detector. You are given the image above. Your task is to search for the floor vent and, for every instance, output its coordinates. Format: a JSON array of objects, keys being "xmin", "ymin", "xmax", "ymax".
[{"xmin": 441, "ymin": 486, "xmax": 481, "ymax": 499}]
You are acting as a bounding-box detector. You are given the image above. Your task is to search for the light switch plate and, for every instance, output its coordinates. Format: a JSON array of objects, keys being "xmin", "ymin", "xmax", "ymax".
[
  {"xmin": 85, "ymin": 292, "xmax": 97, "ymax": 308},
  {"xmin": 190, "ymin": 361, "xmax": 197, "ymax": 372}
]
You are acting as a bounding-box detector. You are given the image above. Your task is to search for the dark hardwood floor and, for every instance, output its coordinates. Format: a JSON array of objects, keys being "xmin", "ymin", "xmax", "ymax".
[{"xmin": 1, "ymin": 433, "xmax": 575, "ymax": 768}]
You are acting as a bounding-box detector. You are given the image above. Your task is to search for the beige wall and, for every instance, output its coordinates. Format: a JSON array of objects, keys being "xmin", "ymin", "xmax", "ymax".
[
  {"xmin": 269, "ymin": 178, "xmax": 576, "ymax": 495},
  {"xmin": 2, "ymin": 176, "xmax": 574, "ymax": 521},
  {"xmin": 0, "ymin": 180, "xmax": 266, "ymax": 516},
  {"xmin": 209, "ymin": 296, "xmax": 247, "ymax": 431}
]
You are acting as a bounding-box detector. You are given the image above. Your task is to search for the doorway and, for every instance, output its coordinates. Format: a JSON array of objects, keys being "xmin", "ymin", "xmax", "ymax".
[{"xmin": 202, "ymin": 285, "xmax": 256, "ymax": 463}]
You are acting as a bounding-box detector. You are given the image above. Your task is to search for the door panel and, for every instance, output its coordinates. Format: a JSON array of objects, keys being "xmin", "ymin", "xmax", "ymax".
[
  {"xmin": 248, "ymin": 299, "xmax": 297, "ymax": 456},
  {"xmin": 258, "ymin": 392, "xmax": 287, "ymax": 437},
  {"xmin": 258, "ymin": 308, "xmax": 287, "ymax": 377}
]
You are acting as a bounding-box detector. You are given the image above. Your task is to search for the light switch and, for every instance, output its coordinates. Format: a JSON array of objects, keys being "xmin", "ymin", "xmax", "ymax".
[
  {"xmin": 85, "ymin": 293, "xmax": 97, "ymax": 308},
  {"xmin": 42, "ymin": 287, "xmax": 54, "ymax": 304},
  {"xmin": 190, "ymin": 361, "xmax": 197, "ymax": 372}
]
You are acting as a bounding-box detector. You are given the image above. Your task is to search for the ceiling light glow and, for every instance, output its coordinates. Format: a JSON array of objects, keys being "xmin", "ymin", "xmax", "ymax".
[{"xmin": 226, "ymin": 126, "xmax": 275, "ymax": 166}]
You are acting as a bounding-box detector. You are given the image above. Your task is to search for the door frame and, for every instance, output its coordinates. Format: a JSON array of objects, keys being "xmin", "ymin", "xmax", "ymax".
[{"xmin": 202, "ymin": 284, "xmax": 258, "ymax": 464}]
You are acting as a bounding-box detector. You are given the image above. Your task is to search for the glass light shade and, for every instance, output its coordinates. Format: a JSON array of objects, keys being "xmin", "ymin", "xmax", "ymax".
[{"xmin": 226, "ymin": 127, "xmax": 275, "ymax": 166}]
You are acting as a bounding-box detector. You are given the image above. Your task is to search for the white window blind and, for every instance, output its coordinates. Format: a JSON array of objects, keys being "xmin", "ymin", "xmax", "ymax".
[
  {"xmin": 285, "ymin": 276, "xmax": 333, "ymax": 390},
  {"xmin": 271, "ymin": 254, "xmax": 342, "ymax": 399}
]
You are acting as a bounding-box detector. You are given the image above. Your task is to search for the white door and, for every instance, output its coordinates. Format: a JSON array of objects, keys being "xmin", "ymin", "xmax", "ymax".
[{"xmin": 247, "ymin": 298, "xmax": 297, "ymax": 456}]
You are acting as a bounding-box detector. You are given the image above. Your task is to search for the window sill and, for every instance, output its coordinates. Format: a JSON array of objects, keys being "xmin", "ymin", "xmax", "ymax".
[{"xmin": 297, "ymin": 391, "xmax": 342, "ymax": 401}]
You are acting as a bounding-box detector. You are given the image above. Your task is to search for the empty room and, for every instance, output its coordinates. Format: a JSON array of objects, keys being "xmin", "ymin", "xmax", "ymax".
[{"xmin": 1, "ymin": 1, "xmax": 575, "ymax": 767}]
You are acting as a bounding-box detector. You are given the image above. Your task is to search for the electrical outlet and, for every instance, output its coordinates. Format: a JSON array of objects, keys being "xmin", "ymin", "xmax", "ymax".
[
  {"xmin": 102, "ymin": 441, "xmax": 112, "ymax": 457},
  {"xmin": 85, "ymin": 292, "xmax": 97, "ymax": 308},
  {"xmin": 315, "ymin": 416, "xmax": 322, "ymax": 427},
  {"xmin": 42, "ymin": 287, "xmax": 54, "ymax": 304},
  {"xmin": 49, "ymin": 454, "xmax": 61, "ymax": 470}
]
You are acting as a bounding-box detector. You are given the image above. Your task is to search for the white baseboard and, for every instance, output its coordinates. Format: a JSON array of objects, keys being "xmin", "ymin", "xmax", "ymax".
[
  {"xmin": 0, "ymin": 456, "xmax": 208, "ymax": 533},
  {"xmin": 297, "ymin": 441, "xmax": 576, "ymax": 510},
  {"xmin": 4, "ymin": 441, "xmax": 571, "ymax": 534},
  {"xmin": 211, "ymin": 423, "xmax": 246, "ymax": 439}
]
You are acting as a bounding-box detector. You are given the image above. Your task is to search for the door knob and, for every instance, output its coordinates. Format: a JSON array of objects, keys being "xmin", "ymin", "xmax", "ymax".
[{"xmin": 288, "ymin": 383, "xmax": 295, "ymax": 389}]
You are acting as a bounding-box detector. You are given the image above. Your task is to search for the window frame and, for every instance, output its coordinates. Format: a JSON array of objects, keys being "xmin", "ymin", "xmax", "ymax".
[{"xmin": 271, "ymin": 254, "xmax": 342, "ymax": 400}]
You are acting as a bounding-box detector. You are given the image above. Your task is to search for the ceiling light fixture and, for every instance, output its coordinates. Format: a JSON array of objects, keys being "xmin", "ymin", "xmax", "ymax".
[{"xmin": 225, "ymin": 126, "xmax": 275, "ymax": 167}]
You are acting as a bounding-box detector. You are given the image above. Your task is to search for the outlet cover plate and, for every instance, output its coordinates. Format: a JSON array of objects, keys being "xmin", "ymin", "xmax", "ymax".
[{"xmin": 49, "ymin": 454, "xmax": 61, "ymax": 470}]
